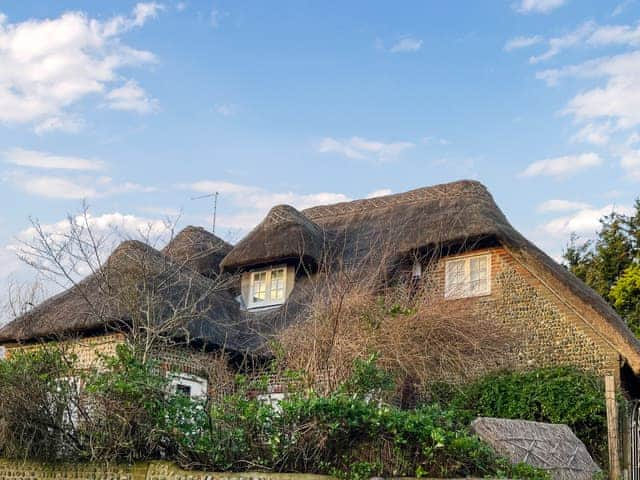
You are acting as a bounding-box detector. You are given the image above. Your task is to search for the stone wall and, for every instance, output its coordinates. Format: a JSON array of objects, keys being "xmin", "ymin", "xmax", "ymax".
[
  {"xmin": 0, "ymin": 460, "xmax": 333, "ymax": 480},
  {"xmin": 3, "ymin": 333, "xmax": 125, "ymax": 370},
  {"xmin": 426, "ymin": 247, "xmax": 620, "ymax": 379}
]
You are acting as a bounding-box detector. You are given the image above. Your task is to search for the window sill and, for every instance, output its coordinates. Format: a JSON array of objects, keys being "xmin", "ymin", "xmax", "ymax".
[
  {"xmin": 247, "ymin": 302, "xmax": 285, "ymax": 311},
  {"xmin": 444, "ymin": 290, "xmax": 491, "ymax": 300}
]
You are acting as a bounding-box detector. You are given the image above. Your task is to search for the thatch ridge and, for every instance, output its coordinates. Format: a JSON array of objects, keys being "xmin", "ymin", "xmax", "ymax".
[
  {"xmin": 162, "ymin": 226, "xmax": 232, "ymax": 278},
  {"xmin": 4, "ymin": 179, "xmax": 640, "ymax": 369},
  {"xmin": 221, "ymin": 204, "xmax": 324, "ymax": 272},
  {"xmin": 298, "ymin": 179, "xmax": 640, "ymax": 372}
]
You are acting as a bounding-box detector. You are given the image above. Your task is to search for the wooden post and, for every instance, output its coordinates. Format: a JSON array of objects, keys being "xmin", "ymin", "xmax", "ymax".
[{"xmin": 606, "ymin": 375, "xmax": 621, "ymax": 480}]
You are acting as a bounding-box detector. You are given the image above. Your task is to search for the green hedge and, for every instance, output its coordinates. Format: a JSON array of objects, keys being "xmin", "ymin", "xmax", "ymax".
[{"xmin": 445, "ymin": 367, "xmax": 608, "ymax": 467}]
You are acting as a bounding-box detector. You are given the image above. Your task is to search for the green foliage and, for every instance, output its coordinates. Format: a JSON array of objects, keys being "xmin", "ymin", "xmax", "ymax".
[
  {"xmin": 562, "ymin": 206, "xmax": 640, "ymax": 336},
  {"xmin": 610, "ymin": 264, "xmax": 640, "ymax": 336},
  {"xmin": 80, "ymin": 344, "xmax": 169, "ymax": 462},
  {"xmin": 447, "ymin": 366, "xmax": 607, "ymax": 466},
  {"xmin": 0, "ymin": 347, "xmax": 79, "ymax": 460},
  {"xmin": 0, "ymin": 348, "xmax": 548, "ymax": 480},
  {"xmin": 338, "ymin": 353, "xmax": 395, "ymax": 397}
]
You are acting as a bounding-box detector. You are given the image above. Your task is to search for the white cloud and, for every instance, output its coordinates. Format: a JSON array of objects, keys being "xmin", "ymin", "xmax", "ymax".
[
  {"xmin": 317, "ymin": 136, "xmax": 415, "ymax": 162},
  {"xmin": 366, "ymin": 189, "xmax": 393, "ymax": 198},
  {"xmin": 132, "ymin": 2, "xmax": 164, "ymax": 27},
  {"xmin": 176, "ymin": 2, "xmax": 188, "ymax": 12},
  {"xmin": 215, "ymin": 103, "xmax": 236, "ymax": 116},
  {"xmin": 106, "ymin": 80, "xmax": 159, "ymax": 113},
  {"xmin": 179, "ymin": 180, "xmax": 351, "ymax": 232},
  {"xmin": 529, "ymin": 21, "xmax": 640, "ymax": 64},
  {"xmin": 570, "ymin": 122, "xmax": 612, "ymax": 145},
  {"xmin": 515, "ymin": 0, "xmax": 568, "ymax": 14},
  {"xmin": 34, "ymin": 115, "xmax": 84, "ymax": 134},
  {"xmin": 520, "ymin": 153, "xmax": 602, "ymax": 178},
  {"xmin": 504, "ymin": 35, "xmax": 543, "ymax": 52},
  {"xmin": 541, "ymin": 204, "xmax": 633, "ymax": 237},
  {"xmin": 538, "ymin": 51, "xmax": 640, "ymax": 130},
  {"xmin": 389, "ymin": 37, "xmax": 423, "ymax": 53},
  {"xmin": 3, "ymin": 147, "xmax": 104, "ymax": 170},
  {"xmin": 16, "ymin": 176, "xmax": 98, "ymax": 199},
  {"xmin": 537, "ymin": 199, "xmax": 591, "ymax": 212},
  {"xmin": 16, "ymin": 212, "xmax": 169, "ymax": 245},
  {"xmin": 211, "ymin": 8, "xmax": 220, "ymax": 28},
  {"xmin": 0, "ymin": 3, "xmax": 160, "ymax": 130},
  {"xmin": 612, "ymin": 1, "xmax": 634, "ymax": 17},
  {"xmin": 6, "ymin": 172, "xmax": 156, "ymax": 199},
  {"xmin": 619, "ymin": 148, "xmax": 640, "ymax": 180},
  {"xmin": 529, "ymin": 22, "xmax": 596, "ymax": 63},
  {"xmin": 422, "ymin": 135, "xmax": 451, "ymax": 145},
  {"xmin": 181, "ymin": 180, "xmax": 351, "ymax": 211}
]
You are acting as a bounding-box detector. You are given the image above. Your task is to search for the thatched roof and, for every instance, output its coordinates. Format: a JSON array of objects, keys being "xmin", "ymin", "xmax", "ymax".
[
  {"xmin": 221, "ymin": 204, "xmax": 324, "ymax": 272},
  {"xmin": 297, "ymin": 180, "xmax": 640, "ymax": 373},
  {"xmin": 471, "ymin": 417, "xmax": 601, "ymax": 480},
  {"xmin": 0, "ymin": 240, "xmax": 244, "ymax": 349},
  {"xmin": 4, "ymin": 180, "xmax": 640, "ymax": 368},
  {"xmin": 162, "ymin": 226, "xmax": 232, "ymax": 278}
]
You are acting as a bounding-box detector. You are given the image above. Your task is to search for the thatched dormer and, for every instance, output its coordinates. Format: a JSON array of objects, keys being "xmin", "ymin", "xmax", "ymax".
[
  {"xmin": 162, "ymin": 226, "xmax": 232, "ymax": 278},
  {"xmin": 220, "ymin": 204, "xmax": 324, "ymax": 273}
]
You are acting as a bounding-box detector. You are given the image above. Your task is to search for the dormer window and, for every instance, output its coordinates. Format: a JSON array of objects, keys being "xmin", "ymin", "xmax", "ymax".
[
  {"xmin": 248, "ymin": 266, "xmax": 288, "ymax": 309},
  {"xmin": 444, "ymin": 253, "xmax": 491, "ymax": 299}
]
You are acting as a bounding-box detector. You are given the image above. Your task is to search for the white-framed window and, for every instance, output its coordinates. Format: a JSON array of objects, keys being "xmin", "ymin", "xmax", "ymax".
[
  {"xmin": 169, "ymin": 373, "xmax": 208, "ymax": 401},
  {"xmin": 411, "ymin": 260, "xmax": 422, "ymax": 280},
  {"xmin": 444, "ymin": 254, "xmax": 491, "ymax": 299},
  {"xmin": 0, "ymin": 346, "xmax": 5, "ymax": 361},
  {"xmin": 248, "ymin": 266, "xmax": 288, "ymax": 309}
]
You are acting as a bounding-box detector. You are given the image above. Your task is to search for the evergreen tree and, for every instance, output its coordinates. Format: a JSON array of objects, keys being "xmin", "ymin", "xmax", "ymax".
[
  {"xmin": 610, "ymin": 264, "xmax": 640, "ymax": 337},
  {"xmin": 587, "ymin": 212, "xmax": 633, "ymax": 300},
  {"xmin": 563, "ymin": 203, "xmax": 640, "ymax": 336},
  {"xmin": 562, "ymin": 233, "xmax": 592, "ymax": 284}
]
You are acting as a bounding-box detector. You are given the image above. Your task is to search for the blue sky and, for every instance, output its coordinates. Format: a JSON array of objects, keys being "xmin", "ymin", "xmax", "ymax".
[{"xmin": 1, "ymin": 0, "xmax": 640, "ymax": 316}]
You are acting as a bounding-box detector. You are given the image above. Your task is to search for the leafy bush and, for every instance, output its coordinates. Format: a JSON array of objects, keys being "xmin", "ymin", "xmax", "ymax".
[
  {"xmin": 0, "ymin": 347, "xmax": 548, "ymax": 479},
  {"xmin": 447, "ymin": 366, "xmax": 607, "ymax": 466},
  {"xmin": 610, "ymin": 264, "xmax": 640, "ymax": 336},
  {"xmin": 0, "ymin": 346, "xmax": 79, "ymax": 461},
  {"xmin": 81, "ymin": 344, "xmax": 170, "ymax": 462}
]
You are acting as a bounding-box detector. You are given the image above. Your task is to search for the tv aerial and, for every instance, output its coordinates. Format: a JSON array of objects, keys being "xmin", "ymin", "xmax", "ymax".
[{"xmin": 191, "ymin": 192, "xmax": 219, "ymax": 233}]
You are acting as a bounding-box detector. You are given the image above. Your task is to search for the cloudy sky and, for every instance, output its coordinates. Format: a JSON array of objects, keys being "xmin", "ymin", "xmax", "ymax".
[{"xmin": 1, "ymin": 0, "xmax": 639, "ymax": 318}]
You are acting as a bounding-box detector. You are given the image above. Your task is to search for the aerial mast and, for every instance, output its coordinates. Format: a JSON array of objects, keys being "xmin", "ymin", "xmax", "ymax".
[{"xmin": 191, "ymin": 192, "xmax": 219, "ymax": 233}]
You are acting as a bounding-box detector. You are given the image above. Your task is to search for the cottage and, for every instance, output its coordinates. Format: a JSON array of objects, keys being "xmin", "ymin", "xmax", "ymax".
[{"xmin": 2, "ymin": 179, "xmax": 640, "ymax": 399}]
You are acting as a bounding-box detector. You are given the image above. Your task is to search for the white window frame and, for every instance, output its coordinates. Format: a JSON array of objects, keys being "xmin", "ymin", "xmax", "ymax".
[
  {"xmin": 444, "ymin": 253, "xmax": 491, "ymax": 299},
  {"xmin": 411, "ymin": 260, "xmax": 422, "ymax": 280},
  {"xmin": 248, "ymin": 266, "xmax": 288, "ymax": 309},
  {"xmin": 168, "ymin": 373, "xmax": 208, "ymax": 401}
]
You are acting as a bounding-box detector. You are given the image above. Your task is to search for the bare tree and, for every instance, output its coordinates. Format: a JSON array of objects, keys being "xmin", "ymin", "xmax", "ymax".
[
  {"xmin": 274, "ymin": 217, "xmax": 519, "ymax": 399},
  {"xmin": 12, "ymin": 204, "xmax": 236, "ymax": 361}
]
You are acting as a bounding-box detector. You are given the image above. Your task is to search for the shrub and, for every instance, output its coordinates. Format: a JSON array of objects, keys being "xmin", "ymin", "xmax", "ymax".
[
  {"xmin": 0, "ymin": 347, "xmax": 549, "ymax": 479},
  {"xmin": 81, "ymin": 344, "xmax": 170, "ymax": 462},
  {"xmin": 0, "ymin": 346, "xmax": 80, "ymax": 461},
  {"xmin": 447, "ymin": 366, "xmax": 608, "ymax": 466}
]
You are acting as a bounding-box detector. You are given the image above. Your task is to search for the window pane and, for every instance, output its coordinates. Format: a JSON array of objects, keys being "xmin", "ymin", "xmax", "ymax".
[
  {"xmin": 445, "ymin": 259, "xmax": 466, "ymax": 296},
  {"xmin": 270, "ymin": 269, "xmax": 285, "ymax": 301},
  {"xmin": 252, "ymin": 271, "xmax": 267, "ymax": 303},
  {"xmin": 470, "ymin": 257, "xmax": 487, "ymax": 281},
  {"xmin": 469, "ymin": 257, "xmax": 489, "ymax": 294}
]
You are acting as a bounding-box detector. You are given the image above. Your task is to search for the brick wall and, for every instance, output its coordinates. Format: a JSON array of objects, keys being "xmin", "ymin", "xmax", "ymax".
[
  {"xmin": 424, "ymin": 247, "xmax": 620, "ymax": 378},
  {"xmin": 3, "ymin": 333, "xmax": 125, "ymax": 370},
  {"xmin": 0, "ymin": 460, "xmax": 333, "ymax": 480}
]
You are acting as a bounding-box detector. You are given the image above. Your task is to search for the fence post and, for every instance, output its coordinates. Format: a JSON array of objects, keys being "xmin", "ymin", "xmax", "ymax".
[{"xmin": 607, "ymin": 375, "xmax": 621, "ymax": 480}]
